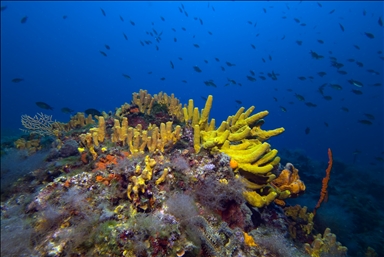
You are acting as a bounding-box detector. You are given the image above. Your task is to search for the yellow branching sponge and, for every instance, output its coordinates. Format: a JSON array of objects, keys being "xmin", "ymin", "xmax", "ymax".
[
  {"xmin": 191, "ymin": 96, "xmax": 285, "ymax": 208},
  {"xmin": 242, "ymin": 190, "xmax": 277, "ymax": 208},
  {"xmin": 304, "ymin": 228, "xmax": 348, "ymax": 257}
]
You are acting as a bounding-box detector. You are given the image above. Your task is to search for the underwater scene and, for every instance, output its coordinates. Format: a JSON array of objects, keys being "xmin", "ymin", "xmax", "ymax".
[{"xmin": 1, "ymin": 1, "xmax": 383, "ymax": 257}]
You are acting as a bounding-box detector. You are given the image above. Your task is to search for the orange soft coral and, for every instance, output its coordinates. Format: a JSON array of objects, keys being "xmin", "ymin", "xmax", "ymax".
[
  {"xmin": 273, "ymin": 163, "xmax": 305, "ymax": 196},
  {"xmin": 93, "ymin": 154, "xmax": 118, "ymax": 171}
]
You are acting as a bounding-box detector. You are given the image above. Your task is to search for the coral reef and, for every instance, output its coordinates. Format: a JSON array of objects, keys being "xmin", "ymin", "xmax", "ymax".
[{"xmin": 0, "ymin": 89, "xmax": 363, "ymax": 257}]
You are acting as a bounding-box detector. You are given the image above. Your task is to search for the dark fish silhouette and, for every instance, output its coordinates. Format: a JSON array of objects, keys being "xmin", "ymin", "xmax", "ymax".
[
  {"xmin": 122, "ymin": 74, "xmax": 131, "ymax": 79},
  {"xmin": 130, "ymin": 20, "xmax": 135, "ymax": 26},
  {"xmin": 105, "ymin": 44, "xmax": 110, "ymax": 50},
  {"xmin": 160, "ymin": 77, "xmax": 166, "ymax": 81},
  {"xmin": 160, "ymin": 16, "xmax": 165, "ymax": 21},
  {"xmin": 353, "ymin": 45, "xmax": 360, "ymax": 50},
  {"xmin": 21, "ymin": 16, "xmax": 27, "ymax": 23},
  {"xmin": 235, "ymin": 100, "xmax": 242, "ymax": 104},
  {"xmin": 36, "ymin": 102, "xmax": 53, "ymax": 110},
  {"xmin": 339, "ymin": 23, "xmax": 344, "ymax": 32},
  {"xmin": 215, "ymin": 57, "xmax": 220, "ymax": 62},
  {"xmin": 358, "ymin": 120, "xmax": 372, "ymax": 125},
  {"xmin": 193, "ymin": 66, "xmax": 202, "ymax": 72},
  {"xmin": 100, "ymin": 8, "xmax": 106, "ymax": 16},
  {"xmin": 174, "ymin": 38, "xmax": 177, "ymax": 42},
  {"xmin": 351, "ymin": 89, "xmax": 363, "ymax": 95},
  {"xmin": 120, "ymin": 15, "xmax": 124, "ymax": 22},
  {"xmin": 317, "ymin": 39, "xmax": 324, "ymax": 44},
  {"xmin": 193, "ymin": 44, "xmax": 200, "ymax": 48},
  {"xmin": 123, "ymin": 33, "xmax": 128, "ymax": 40},
  {"xmin": 85, "ymin": 108, "xmax": 101, "ymax": 116},
  {"xmin": 379, "ymin": 17, "xmax": 383, "ymax": 27},
  {"xmin": 63, "ymin": 15, "xmax": 67, "ymax": 19},
  {"xmin": 317, "ymin": 71, "xmax": 326, "ymax": 77},
  {"xmin": 296, "ymin": 40, "xmax": 302, "ymax": 45},
  {"xmin": 12, "ymin": 78, "xmax": 24, "ymax": 83},
  {"xmin": 364, "ymin": 32, "xmax": 374, "ymax": 39},
  {"xmin": 305, "ymin": 127, "xmax": 310, "ymax": 135},
  {"xmin": 99, "ymin": 51, "xmax": 107, "ymax": 57},
  {"xmin": 170, "ymin": 61, "xmax": 174, "ymax": 69},
  {"xmin": 61, "ymin": 107, "xmax": 74, "ymax": 114},
  {"xmin": 329, "ymin": 9, "xmax": 335, "ymax": 14}
]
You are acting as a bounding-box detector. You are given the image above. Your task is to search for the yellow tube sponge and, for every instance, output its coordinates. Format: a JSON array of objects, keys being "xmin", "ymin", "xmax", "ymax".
[
  {"xmin": 194, "ymin": 125, "xmax": 201, "ymax": 153},
  {"xmin": 228, "ymin": 126, "xmax": 251, "ymax": 141},
  {"xmin": 199, "ymin": 95, "xmax": 213, "ymax": 129},
  {"xmin": 250, "ymin": 126, "xmax": 285, "ymax": 141},
  {"xmin": 155, "ymin": 167, "xmax": 169, "ymax": 185},
  {"xmin": 224, "ymin": 142, "xmax": 271, "ymax": 164},
  {"xmin": 238, "ymin": 163, "xmax": 274, "ymax": 175},
  {"xmin": 243, "ymin": 190, "xmax": 277, "ymax": 208},
  {"xmin": 96, "ymin": 116, "xmax": 106, "ymax": 142}
]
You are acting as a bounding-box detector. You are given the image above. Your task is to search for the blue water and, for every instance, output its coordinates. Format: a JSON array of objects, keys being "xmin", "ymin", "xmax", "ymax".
[{"xmin": 1, "ymin": 1, "xmax": 383, "ymax": 167}]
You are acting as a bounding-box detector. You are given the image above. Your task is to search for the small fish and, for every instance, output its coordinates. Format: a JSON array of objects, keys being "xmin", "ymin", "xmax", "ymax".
[
  {"xmin": 305, "ymin": 127, "xmax": 310, "ymax": 135},
  {"xmin": 358, "ymin": 120, "xmax": 372, "ymax": 125},
  {"xmin": 246, "ymin": 76, "xmax": 257, "ymax": 82},
  {"xmin": 156, "ymin": 45, "xmax": 159, "ymax": 51},
  {"xmin": 208, "ymin": 31, "xmax": 213, "ymax": 35},
  {"xmin": 61, "ymin": 107, "xmax": 74, "ymax": 114},
  {"xmin": 226, "ymin": 61, "xmax": 236, "ymax": 67},
  {"xmin": 317, "ymin": 72, "xmax": 327, "ymax": 77},
  {"xmin": 181, "ymin": 80, "xmax": 187, "ymax": 83},
  {"xmin": 317, "ymin": 39, "xmax": 324, "ymax": 44},
  {"xmin": 372, "ymin": 83, "xmax": 381, "ymax": 86},
  {"xmin": 99, "ymin": 51, "xmax": 107, "ymax": 57},
  {"xmin": 323, "ymin": 95, "xmax": 332, "ymax": 101},
  {"xmin": 295, "ymin": 94, "xmax": 305, "ymax": 101},
  {"xmin": 364, "ymin": 113, "xmax": 375, "ymax": 120},
  {"xmin": 337, "ymin": 70, "xmax": 347, "ymax": 75},
  {"xmin": 296, "ymin": 40, "xmax": 303, "ymax": 45},
  {"xmin": 259, "ymin": 76, "xmax": 266, "ymax": 80},
  {"xmin": 170, "ymin": 61, "xmax": 174, "ymax": 69},
  {"xmin": 178, "ymin": 57, "xmax": 183, "ymax": 60},
  {"xmin": 215, "ymin": 58, "xmax": 220, "ymax": 62},
  {"xmin": 348, "ymin": 79, "xmax": 363, "ymax": 87},
  {"xmin": 324, "ymin": 122, "xmax": 329, "ymax": 127},
  {"xmin": 123, "ymin": 33, "xmax": 128, "ymax": 40},
  {"xmin": 341, "ymin": 107, "xmax": 349, "ymax": 112},
  {"xmin": 330, "ymin": 84, "xmax": 342, "ymax": 90},
  {"xmin": 221, "ymin": 66, "xmax": 225, "ymax": 71},
  {"xmin": 148, "ymin": 71, "xmax": 152, "ymax": 74},
  {"xmin": 273, "ymin": 97, "xmax": 278, "ymax": 102},
  {"xmin": 280, "ymin": 106, "xmax": 287, "ymax": 112},
  {"xmin": 204, "ymin": 60, "xmax": 208, "ymax": 64},
  {"xmin": 281, "ymin": 35, "xmax": 286, "ymax": 40},
  {"xmin": 329, "ymin": 9, "xmax": 335, "ymax": 14},
  {"xmin": 351, "ymin": 89, "xmax": 363, "ymax": 95},
  {"xmin": 105, "ymin": 44, "xmax": 110, "ymax": 50},
  {"xmin": 318, "ymin": 83, "xmax": 327, "ymax": 95},
  {"xmin": 160, "ymin": 16, "xmax": 165, "ymax": 21},
  {"xmin": 317, "ymin": 2, "xmax": 322, "ymax": 7},
  {"xmin": 298, "ymin": 76, "xmax": 306, "ymax": 81},
  {"xmin": 339, "ymin": 23, "xmax": 344, "ymax": 31},
  {"xmin": 251, "ymin": 44, "xmax": 256, "ymax": 49},
  {"xmin": 160, "ymin": 77, "xmax": 166, "ymax": 81},
  {"xmin": 100, "ymin": 8, "xmax": 106, "ymax": 16},
  {"xmin": 199, "ymin": 18, "xmax": 203, "ymax": 25},
  {"xmin": 235, "ymin": 100, "xmax": 242, "ymax": 104},
  {"xmin": 305, "ymin": 102, "xmax": 317, "ymax": 107},
  {"xmin": 204, "ymin": 81, "xmax": 217, "ymax": 87},
  {"xmin": 119, "ymin": 15, "xmax": 124, "ymax": 22},
  {"xmin": 181, "ymin": 27, "xmax": 186, "ymax": 31},
  {"xmin": 85, "ymin": 108, "xmax": 101, "ymax": 116},
  {"xmin": 366, "ymin": 69, "xmax": 380, "ymax": 75},
  {"xmin": 12, "ymin": 78, "xmax": 24, "ymax": 83},
  {"xmin": 249, "ymin": 70, "xmax": 255, "ymax": 76},
  {"xmin": 193, "ymin": 44, "xmax": 200, "ymax": 48},
  {"xmin": 174, "ymin": 37, "xmax": 177, "ymax": 42},
  {"xmin": 193, "ymin": 66, "xmax": 202, "ymax": 72},
  {"xmin": 263, "ymin": 8, "xmax": 266, "ymax": 13},
  {"xmin": 379, "ymin": 17, "xmax": 383, "ymax": 27},
  {"xmin": 36, "ymin": 102, "xmax": 53, "ymax": 110},
  {"xmin": 140, "ymin": 41, "xmax": 144, "ymax": 46},
  {"xmin": 300, "ymin": 23, "xmax": 306, "ymax": 26},
  {"xmin": 353, "ymin": 45, "xmax": 360, "ymax": 50},
  {"xmin": 122, "ymin": 74, "xmax": 131, "ymax": 79},
  {"xmin": 269, "ymin": 55, "xmax": 272, "ymax": 61},
  {"xmin": 364, "ymin": 32, "xmax": 374, "ymax": 39},
  {"xmin": 130, "ymin": 20, "xmax": 135, "ymax": 26},
  {"xmin": 262, "ymin": 58, "xmax": 266, "ymax": 63},
  {"xmin": 310, "ymin": 50, "xmax": 324, "ymax": 59},
  {"xmin": 20, "ymin": 16, "xmax": 28, "ymax": 23},
  {"xmin": 63, "ymin": 15, "xmax": 67, "ymax": 19},
  {"xmin": 294, "ymin": 18, "xmax": 300, "ymax": 23},
  {"xmin": 201, "ymin": 96, "xmax": 207, "ymax": 101},
  {"xmin": 347, "ymin": 58, "xmax": 355, "ymax": 62}
]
